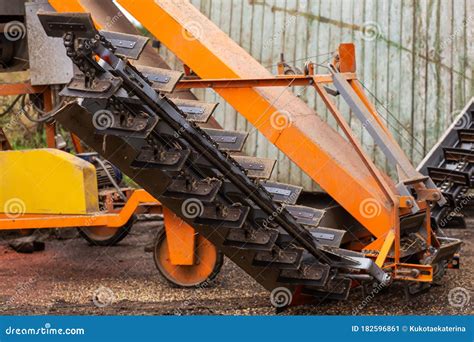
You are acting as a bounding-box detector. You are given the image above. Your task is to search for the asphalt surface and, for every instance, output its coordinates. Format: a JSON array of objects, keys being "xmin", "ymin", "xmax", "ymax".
[{"xmin": 0, "ymin": 221, "xmax": 472, "ymax": 315}]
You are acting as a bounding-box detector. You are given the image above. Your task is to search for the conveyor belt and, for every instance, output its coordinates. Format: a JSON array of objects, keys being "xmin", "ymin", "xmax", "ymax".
[{"xmin": 419, "ymin": 99, "xmax": 474, "ymax": 228}]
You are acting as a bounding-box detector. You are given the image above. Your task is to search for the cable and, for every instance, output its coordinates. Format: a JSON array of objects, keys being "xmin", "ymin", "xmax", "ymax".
[
  {"xmin": 30, "ymin": 95, "xmax": 66, "ymax": 116},
  {"xmin": 20, "ymin": 94, "xmax": 65, "ymax": 123},
  {"xmin": 358, "ymin": 81, "xmax": 425, "ymax": 156},
  {"xmin": 263, "ymin": 51, "xmax": 335, "ymax": 69},
  {"xmin": 359, "ymin": 81, "xmax": 425, "ymax": 149},
  {"xmin": 311, "ymin": 55, "xmax": 335, "ymax": 71}
]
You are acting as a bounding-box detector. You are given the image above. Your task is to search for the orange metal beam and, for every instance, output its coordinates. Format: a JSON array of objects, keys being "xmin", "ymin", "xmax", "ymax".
[
  {"xmin": 163, "ymin": 207, "xmax": 196, "ymax": 266},
  {"xmin": 70, "ymin": 133, "xmax": 84, "ymax": 153},
  {"xmin": 0, "ymin": 189, "xmax": 157, "ymax": 230},
  {"xmin": 337, "ymin": 43, "xmax": 357, "ymax": 73},
  {"xmin": 176, "ymin": 74, "xmax": 356, "ymax": 89},
  {"xmin": 43, "ymin": 87, "xmax": 56, "ymax": 148},
  {"xmin": 0, "ymin": 82, "xmax": 47, "ymax": 96},
  {"xmin": 313, "ymin": 82, "xmax": 394, "ymax": 203},
  {"xmin": 47, "ymin": 0, "xmax": 85, "ymax": 13},
  {"xmin": 375, "ymin": 230, "xmax": 394, "ymax": 267}
]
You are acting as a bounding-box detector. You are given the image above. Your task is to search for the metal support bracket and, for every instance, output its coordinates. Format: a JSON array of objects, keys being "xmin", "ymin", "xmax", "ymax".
[{"xmin": 331, "ymin": 67, "xmax": 446, "ymax": 207}]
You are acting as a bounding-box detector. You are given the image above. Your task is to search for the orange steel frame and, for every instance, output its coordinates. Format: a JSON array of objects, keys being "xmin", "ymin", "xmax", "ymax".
[
  {"xmin": 0, "ymin": 189, "xmax": 156, "ymax": 230},
  {"xmin": 48, "ymin": 0, "xmax": 437, "ymax": 281},
  {"xmin": 175, "ymin": 58, "xmax": 431, "ymax": 274}
]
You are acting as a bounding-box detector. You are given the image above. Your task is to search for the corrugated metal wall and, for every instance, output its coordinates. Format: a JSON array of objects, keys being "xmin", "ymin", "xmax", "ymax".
[{"xmin": 159, "ymin": 0, "xmax": 473, "ymax": 190}]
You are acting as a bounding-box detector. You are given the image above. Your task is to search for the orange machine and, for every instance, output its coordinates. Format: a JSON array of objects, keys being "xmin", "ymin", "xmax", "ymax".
[{"xmin": 30, "ymin": 4, "xmax": 463, "ymax": 305}]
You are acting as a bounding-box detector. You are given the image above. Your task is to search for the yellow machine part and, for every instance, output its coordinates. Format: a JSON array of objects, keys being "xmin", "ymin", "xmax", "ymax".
[{"xmin": 0, "ymin": 149, "xmax": 99, "ymax": 215}]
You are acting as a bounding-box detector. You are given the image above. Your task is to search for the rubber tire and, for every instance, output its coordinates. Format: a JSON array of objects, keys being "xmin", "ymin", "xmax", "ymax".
[
  {"xmin": 153, "ymin": 227, "xmax": 223, "ymax": 288},
  {"xmin": 78, "ymin": 215, "xmax": 135, "ymax": 246}
]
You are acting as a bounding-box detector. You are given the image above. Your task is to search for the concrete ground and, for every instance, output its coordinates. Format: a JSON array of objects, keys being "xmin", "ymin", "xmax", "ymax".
[{"xmin": 0, "ymin": 221, "xmax": 472, "ymax": 315}]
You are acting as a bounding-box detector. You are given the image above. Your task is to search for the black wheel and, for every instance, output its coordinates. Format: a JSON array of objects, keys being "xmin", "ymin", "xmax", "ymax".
[
  {"xmin": 78, "ymin": 215, "xmax": 135, "ymax": 246},
  {"xmin": 153, "ymin": 227, "xmax": 223, "ymax": 287}
]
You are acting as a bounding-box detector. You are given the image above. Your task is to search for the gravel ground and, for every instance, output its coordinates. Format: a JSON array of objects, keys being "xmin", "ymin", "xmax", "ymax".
[{"xmin": 0, "ymin": 221, "xmax": 472, "ymax": 315}]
